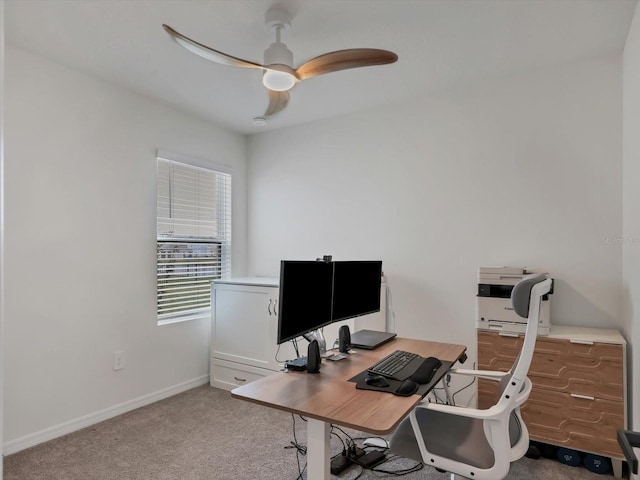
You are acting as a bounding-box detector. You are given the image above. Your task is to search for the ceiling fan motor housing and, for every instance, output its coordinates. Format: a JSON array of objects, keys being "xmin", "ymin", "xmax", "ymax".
[{"xmin": 263, "ymin": 41, "xmax": 293, "ymax": 67}]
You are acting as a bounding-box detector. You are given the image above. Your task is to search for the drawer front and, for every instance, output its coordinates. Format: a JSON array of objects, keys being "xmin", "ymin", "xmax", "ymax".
[
  {"xmin": 521, "ymin": 388, "xmax": 624, "ymax": 459},
  {"xmin": 478, "ymin": 332, "xmax": 624, "ymax": 401},
  {"xmin": 210, "ymin": 358, "xmax": 271, "ymax": 391},
  {"xmin": 478, "ymin": 331, "xmax": 522, "ymax": 370},
  {"xmin": 531, "ymin": 337, "xmax": 623, "ymax": 401}
]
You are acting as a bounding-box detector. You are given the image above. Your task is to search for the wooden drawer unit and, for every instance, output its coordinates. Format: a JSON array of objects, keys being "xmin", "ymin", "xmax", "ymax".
[{"xmin": 478, "ymin": 327, "xmax": 627, "ymax": 469}]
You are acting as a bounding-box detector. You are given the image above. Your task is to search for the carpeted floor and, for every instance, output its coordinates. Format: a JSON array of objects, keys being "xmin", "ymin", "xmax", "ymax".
[{"xmin": 3, "ymin": 385, "xmax": 615, "ymax": 479}]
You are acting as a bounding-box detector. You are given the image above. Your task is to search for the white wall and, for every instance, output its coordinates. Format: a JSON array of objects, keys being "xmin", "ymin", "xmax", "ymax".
[
  {"xmin": 3, "ymin": 46, "xmax": 247, "ymax": 448},
  {"xmin": 1, "ymin": 2, "xmax": 5, "ymax": 477},
  {"xmin": 247, "ymin": 55, "xmax": 623, "ymax": 371},
  {"xmin": 623, "ymin": 0, "xmax": 640, "ymax": 457}
]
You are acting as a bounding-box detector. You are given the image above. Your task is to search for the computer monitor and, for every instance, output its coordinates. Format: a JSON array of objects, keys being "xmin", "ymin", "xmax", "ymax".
[
  {"xmin": 277, "ymin": 259, "xmax": 383, "ymax": 345},
  {"xmin": 277, "ymin": 260, "xmax": 334, "ymax": 344},
  {"xmin": 332, "ymin": 261, "xmax": 383, "ymax": 322}
]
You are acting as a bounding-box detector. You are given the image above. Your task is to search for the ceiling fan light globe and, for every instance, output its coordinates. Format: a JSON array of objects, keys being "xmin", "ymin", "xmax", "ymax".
[{"xmin": 263, "ymin": 70, "xmax": 296, "ymax": 91}]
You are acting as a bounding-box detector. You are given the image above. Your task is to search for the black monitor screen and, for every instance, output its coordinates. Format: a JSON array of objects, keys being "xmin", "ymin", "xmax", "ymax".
[
  {"xmin": 332, "ymin": 261, "xmax": 382, "ymax": 322},
  {"xmin": 277, "ymin": 261, "xmax": 334, "ymax": 344}
]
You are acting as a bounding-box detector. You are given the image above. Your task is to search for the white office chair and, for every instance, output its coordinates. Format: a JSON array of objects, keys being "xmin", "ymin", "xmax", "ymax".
[{"xmin": 389, "ymin": 274, "xmax": 553, "ymax": 480}]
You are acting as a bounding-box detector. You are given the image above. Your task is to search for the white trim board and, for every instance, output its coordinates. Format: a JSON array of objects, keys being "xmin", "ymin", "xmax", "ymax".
[{"xmin": 3, "ymin": 375, "xmax": 210, "ymax": 455}]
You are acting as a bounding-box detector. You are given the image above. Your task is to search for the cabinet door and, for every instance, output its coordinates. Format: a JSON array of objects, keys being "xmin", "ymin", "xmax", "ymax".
[{"xmin": 212, "ymin": 285, "xmax": 276, "ymax": 370}]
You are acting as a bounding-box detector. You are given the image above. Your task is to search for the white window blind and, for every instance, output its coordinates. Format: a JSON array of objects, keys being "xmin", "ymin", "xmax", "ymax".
[{"xmin": 156, "ymin": 156, "xmax": 231, "ymax": 321}]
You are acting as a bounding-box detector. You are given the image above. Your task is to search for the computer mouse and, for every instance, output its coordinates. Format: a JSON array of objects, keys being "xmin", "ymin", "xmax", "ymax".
[
  {"xmin": 364, "ymin": 375, "xmax": 390, "ymax": 387},
  {"xmin": 395, "ymin": 379, "xmax": 419, "ymax": 397}
]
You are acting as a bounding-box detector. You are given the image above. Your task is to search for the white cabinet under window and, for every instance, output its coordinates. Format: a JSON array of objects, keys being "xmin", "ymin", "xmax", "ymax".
[
  {"xmin": 210, "ymin": 278, "xmax": 291, "ymax": 390},
  {"xmin": 210, "ymin": 277, "xmax": 387, "ymax": 390}
]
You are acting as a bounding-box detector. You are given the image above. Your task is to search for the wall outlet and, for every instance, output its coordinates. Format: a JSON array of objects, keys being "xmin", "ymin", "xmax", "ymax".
[{"xmin": 113, "ymin": 351, "xmax": 125, "ymax": 371}]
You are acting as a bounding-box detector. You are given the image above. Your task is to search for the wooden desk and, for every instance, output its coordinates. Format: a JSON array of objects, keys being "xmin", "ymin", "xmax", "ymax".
[{"xmin": 231, "ymin": 337, "xmax": 467, "ymax": 480}]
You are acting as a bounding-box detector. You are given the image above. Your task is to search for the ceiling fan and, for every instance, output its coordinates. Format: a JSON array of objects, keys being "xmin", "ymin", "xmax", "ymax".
[{"xmin": 163, "ymin": 8, "xmax": 398, "ymax": 125}]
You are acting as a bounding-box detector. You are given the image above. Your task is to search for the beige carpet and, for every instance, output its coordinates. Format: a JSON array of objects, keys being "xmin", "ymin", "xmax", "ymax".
[{"xmin": 3, "ymin": 385, "xmax": 613, "ymax": 479}]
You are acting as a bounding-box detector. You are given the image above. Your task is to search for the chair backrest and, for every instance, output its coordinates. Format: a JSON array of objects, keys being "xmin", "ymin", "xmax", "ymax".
[
  {"xmin": 488, "ymin": 274, "xmax": 553, "ymax": 466},
  {"xmin": 508, "ymin": 274, "xmax": 552, "ymax": 387},
  {"xmin": 492, "ymin": 274, "xmax": 553, "ymax": 420}
]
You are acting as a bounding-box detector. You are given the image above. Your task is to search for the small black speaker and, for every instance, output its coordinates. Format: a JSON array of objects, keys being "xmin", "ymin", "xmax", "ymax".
[
  {"xmin": 306, "ymin": 339, "xmax": 321, "ymax": 373},
  {"xmin": 338, "ymin": 325, "xmax": 351, "ymax": 353}
]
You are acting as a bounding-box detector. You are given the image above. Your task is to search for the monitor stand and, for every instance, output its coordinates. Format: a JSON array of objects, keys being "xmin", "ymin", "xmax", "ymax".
[
  {"xmin": 285, "ymin": 330, "xmax": 326, "ymax": 371},
  {"xmin": 302, "ymin": 328, "xmax": 327, "ymax": 356}
]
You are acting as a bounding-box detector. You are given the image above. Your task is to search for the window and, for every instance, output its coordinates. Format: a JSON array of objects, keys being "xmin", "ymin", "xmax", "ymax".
[{"xmin": 156, "ymin": 154, "xmax": 231, "ymax": 323}]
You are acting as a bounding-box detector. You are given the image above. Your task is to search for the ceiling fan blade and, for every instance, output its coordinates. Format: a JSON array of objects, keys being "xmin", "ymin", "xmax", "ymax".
[
  {"xmin": 264, "ymin": 90, "xmax": 290, "ymax": 117},
  {"xmin": 163, "ymin": 24, "xmax": 265, "ymax": 70},
  {"xmin": 295, "ymin": 48, "xmax": 398, "ymax": 81}
]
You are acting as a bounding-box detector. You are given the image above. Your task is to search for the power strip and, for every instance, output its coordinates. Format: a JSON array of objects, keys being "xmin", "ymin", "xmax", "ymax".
[
  {"xmin": 348, "ymin": 447, "xmax": 366, "ymax": 460},
  {"xmin": 354, "ymin": 450, "xmax": 386, "ymax": 469},
  {"xmin": 330, "ymin": 454, "xmax": 351, "ymax": 475}
]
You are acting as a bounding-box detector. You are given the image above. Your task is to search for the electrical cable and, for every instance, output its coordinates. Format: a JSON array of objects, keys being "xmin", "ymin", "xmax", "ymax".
[
  {"xmin": 430, "ymin": 387, "xmax": 445, "ymax": 404},
  {"xmin": 384, "ymin": 281, "xmax": 396, "ymax": 333},
  {"xmin": 350, "ymin": 466, "xmax": 366, "ymax": 480},
  {"xmin": 331, "ymin": 424, "xmax": 356, "ymax": 450},
  {"xmin": 447, "ymin": 361, "xmax": 477, "ymax": 406},
  {"xmin": 274, "ymin": 343, "xmax": 287, "ymax": 366},
  {"xmin": 285, "ymin": 413, "xmax": 307, "ymax": 480},
  {"xmin": 330, "ymin": 429, "xmax": 346, "ymax": 452},
  {"xmin": 329, "ymin": 429, "xmax": 423, "ymax": 478},
  {"xmin": 451, "ymin": 374, "xmax": 476, "ymax": 405},
  {"xmin": 373, "ymin": 459, "xmax": 424, "ymax": 476},
  {"xmin": 287, "ymin": 418, "xmax": 421, "ymax": 478},
  {"xmin": 292, "ymin": 338, "xmax": 300, "ymax": 359}
]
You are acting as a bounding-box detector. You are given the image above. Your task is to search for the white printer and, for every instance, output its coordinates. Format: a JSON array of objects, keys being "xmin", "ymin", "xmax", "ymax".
[{"xmin": 476, "ymin": 266, "xmax": 552, "ymax": 335}]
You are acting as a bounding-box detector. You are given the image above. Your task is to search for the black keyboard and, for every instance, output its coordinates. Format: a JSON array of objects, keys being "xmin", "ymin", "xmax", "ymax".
[{"xmin": 367, "ymin": 350, "xmax": 424, "ymax": 381}]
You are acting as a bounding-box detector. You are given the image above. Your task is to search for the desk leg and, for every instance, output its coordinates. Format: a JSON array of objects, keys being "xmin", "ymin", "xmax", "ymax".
[{"xmin": 307, "ymin": 418, "xmax": 330, "ymax": 480}]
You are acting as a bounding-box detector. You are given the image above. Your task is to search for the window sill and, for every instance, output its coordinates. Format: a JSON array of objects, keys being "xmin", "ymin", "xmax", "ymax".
[{"xmin": 157, "ymin": 310, "xmax": 211, "ymax": 326}]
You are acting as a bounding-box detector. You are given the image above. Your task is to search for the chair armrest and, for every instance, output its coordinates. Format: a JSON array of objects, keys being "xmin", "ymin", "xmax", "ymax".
[{"xmin": 447, "ymin": 368, "xmax": 509, "ymax": 382}]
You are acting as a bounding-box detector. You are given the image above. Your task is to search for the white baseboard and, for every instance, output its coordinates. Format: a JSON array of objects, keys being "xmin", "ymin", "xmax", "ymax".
[{"xmin": 3, "ymin": 375, "xmax": 210, "ymax": 455}]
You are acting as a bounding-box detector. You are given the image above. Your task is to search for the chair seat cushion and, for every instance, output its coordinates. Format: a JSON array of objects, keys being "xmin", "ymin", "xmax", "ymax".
[
  {"xmin": 391, "ymin": 407, "xmax": 495, "ymax": 469},
  {"xmin": 390, "ymin": 407, "xmax": 522, "ymax": 470}
]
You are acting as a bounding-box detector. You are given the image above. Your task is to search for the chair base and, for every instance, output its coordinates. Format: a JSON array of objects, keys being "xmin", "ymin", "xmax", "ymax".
[{"xmin": 434, "ymin": 467, "xmax": 461, "ymax": 480}]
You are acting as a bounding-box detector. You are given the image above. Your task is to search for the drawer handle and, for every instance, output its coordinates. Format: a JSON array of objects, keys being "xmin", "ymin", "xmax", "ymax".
[
  {"xmin": 234, "ymin": 376, "xmax": 247, "ymax": 383},
  {"xmin": 570, "ymin": 393, "xmax": 595, "ymax": 401},
  {"xmin": 499, "ymin": 332, "xmax": 520, "ymax": 338},
  {"xmin": 570, "ymin": 340, "xmax": 594, "ymax": 345}
]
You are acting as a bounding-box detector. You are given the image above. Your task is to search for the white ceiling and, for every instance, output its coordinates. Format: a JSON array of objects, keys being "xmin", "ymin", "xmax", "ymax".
[{"xmin": 5, "ymin": 0, "xmax": 638, "ymax": 135}]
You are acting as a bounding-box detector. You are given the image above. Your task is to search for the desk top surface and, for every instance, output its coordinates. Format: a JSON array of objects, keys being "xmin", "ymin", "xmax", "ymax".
[{"xmin": 231, "ymin": 337, "xmax": 467, "ymax": 434}]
